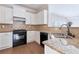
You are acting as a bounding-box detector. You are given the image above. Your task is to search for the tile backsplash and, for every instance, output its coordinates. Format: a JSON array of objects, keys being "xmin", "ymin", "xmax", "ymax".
[
  {"xmin": 0, "ymin": 24, "xmax": 79, "ymax": 38},
  {"xmin": 0, "ymin": 24, "xmax": 13, "ymax": 32}
]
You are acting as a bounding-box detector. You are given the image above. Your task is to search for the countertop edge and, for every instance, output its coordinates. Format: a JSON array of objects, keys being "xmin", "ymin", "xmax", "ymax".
[{"xmin": 43, "ymin": 41, "xmax": 65, "ymax": 54}]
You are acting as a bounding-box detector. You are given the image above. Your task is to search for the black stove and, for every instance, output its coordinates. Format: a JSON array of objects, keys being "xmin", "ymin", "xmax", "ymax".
[{"xmin": 13, "ymin": 30, "xmax": 27, "ymax": 47}]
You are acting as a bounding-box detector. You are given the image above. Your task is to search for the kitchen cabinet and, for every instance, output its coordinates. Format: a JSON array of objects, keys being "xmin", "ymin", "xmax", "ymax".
[
  {"xmin": 31, "ymin": 13, "xmax": 37, "ymax": 24},
  {"xmin": 25, "ymin": 12, "xmax": 36, "ymax": 24},
  {"xmin": 0, "ymin": 32, "xmax": 12, "ymax": 50},
  {"xmin": 27, "ymin": 31, "xmax": 40, "ymax": 44},
  {"xmin": 25, "ymin": 12, "xmax": 31, "ymax": 24},
  {"xmin": 0, "ymin": 5, "xmax": 13, "ymax": 24},
  {"xmin": 34, "ymin": 31, "xmax": 40, "ymax": 44},
  {"xmin": 26, "ymin": 10, "xmax": 47, "ymax": 25},
  {"xmin": 13, "ymin": 5, "xmax": 26, "ymax": 18},
  {"xmin": 44, "ymin": 45, "xmax": 61, "ymax": 54},
  {"xmin": 36, "ymin": 10, "xmax": 48, "ymax": 24},
  {"xmin": 27, "ymin": 31, "xmax": 35, "ymax": 43}
]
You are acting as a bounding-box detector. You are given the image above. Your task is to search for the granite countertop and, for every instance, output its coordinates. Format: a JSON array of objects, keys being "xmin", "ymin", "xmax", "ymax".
[
  {"xmin": 43, "ymin": 39, "xmax": 79, "ymax": 54},
  {"xmin": 30, "ymin": 30, "xmax": 79, "ymax": 48},
  {"xmin": 0, "ymin": 25, "xmax": 79, "ymax": 50},
  {"xmin": 43, "ymin": 40, "xmax": 64, "ymax": 54},
  {"xmin": 66, "ymin": 38, "xmax": 79, "ymax": 48}
]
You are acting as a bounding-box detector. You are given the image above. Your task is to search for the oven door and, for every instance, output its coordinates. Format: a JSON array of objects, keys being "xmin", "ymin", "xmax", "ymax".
[{"xmin": 13, "ymin": 31, "xmax": 26, "ymax": 47}]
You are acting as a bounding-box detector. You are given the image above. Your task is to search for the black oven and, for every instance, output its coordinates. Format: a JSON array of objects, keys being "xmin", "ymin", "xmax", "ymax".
[{"xmin": 13, "ymin": 30, "xmax": 27, "ymax": 47}]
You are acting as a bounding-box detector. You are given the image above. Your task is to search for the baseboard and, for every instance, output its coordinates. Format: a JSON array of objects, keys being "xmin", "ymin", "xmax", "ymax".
[{"xmin": 0, "ymin": 46, "xmax": 12, "ymax": 50}]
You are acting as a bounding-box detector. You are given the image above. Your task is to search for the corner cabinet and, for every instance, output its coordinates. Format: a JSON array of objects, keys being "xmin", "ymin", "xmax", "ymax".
[
  {"xmin": 36, "ymin": 10, "xmax": 48, "ymax": 24},
  {"xmin": 0, "ymin": 5, "xmax": 13, "ymax": 24},
  {"xmin": 25, "ymin": 12, "xmax": 36, "ymax": 24},
  {"xmin": 25, "ymin": 10, "xmax": 48, "ymax": 25},
  {"xmin": 0, "ymin": 32, "xmax": 12, "ymax": 50},
  {"xmin": 27, "ymin": 31, "xmax": 40, "ymax": 44}
]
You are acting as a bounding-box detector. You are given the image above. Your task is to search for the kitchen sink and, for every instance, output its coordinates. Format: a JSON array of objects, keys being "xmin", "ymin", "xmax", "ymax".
[{"xmin": 50, "ymin": 33, "xmax": 72, "ymax": 39}]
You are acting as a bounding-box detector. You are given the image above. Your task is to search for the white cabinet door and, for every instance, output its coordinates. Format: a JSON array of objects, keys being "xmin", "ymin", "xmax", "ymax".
[
  {"xmin": 0, "ymin": 32, "xmax": 12, "ymax": 50},
  {"xmin": 44, "ymin": 10, "xmax": 48, "ymax": 24},
  {"xmin": 0, "ymin": 5, "xmax": 13, "ymax": 24},
  {"xmin": 25, "ymin": 12, "xmax": 37, "ymax": 24},
  {"xmin": 3, "ymin": 32, "xmax": 12, "ymax": 47},
  {"xmin": 36, "ymin": 11, "xmax": 43, "ymax": 24},
  {"xmin": 25, "ymin": 12, "xmax": 31, "ymax": 24},
  {"xmin": 33, "ymin": 31, "xmax": 40, "ymax": 44},
  {"xmin": 0, "ymin": 33, "xmax": 3, "ymax": 49},
  {"xmin": 36, "ymin": 10, "xmax": 47, "ymax": 24},
  {"xmin": 27, "ymin": 31, "xmax": 35, "ymax": 43},
  {"xmin": 5, "ymin": 7, "xmax": 13, "ymax": 24},
  {"xmin": 30, "ymin": 13, "xmax": 36, "ymax": 24},
  {"xmin": 27, "ymin": 31, "xmax": 40, "ymax": 44},
  {"xmin": 0, "ymin": 6, "xmax": 6, "ymax": 23},
  {"xmin": 13, "ymin": 5, "xmax": 26, "ymax": 18},
  {"xmin": 26, "ymin": 10, "xmax": 47, "ymax": 25}
]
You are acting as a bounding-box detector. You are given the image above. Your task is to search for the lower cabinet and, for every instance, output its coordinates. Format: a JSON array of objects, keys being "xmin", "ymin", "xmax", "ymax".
[
  {"xmin": 44, "ymin": 45, "xmax": 61, "ymax": 54},
  {"xmin": 27, "ymin": 31, "xmax": 48, "ymax": 45},
  {"xmin": 0, "ymin": 32, "xmax": 12, "ymax": 50},
  {"xmin": 27, "ymin": 31, "xmax": 35, "ymax": 43},
  {"xmin": 27, "ymin": 31, "xmax": 40, "ymax": 44}
]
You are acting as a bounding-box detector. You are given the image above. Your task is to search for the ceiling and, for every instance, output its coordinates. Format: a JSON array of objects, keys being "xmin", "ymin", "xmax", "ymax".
[{"xmin": 19, "ymin": 4, "xmax": 48, "ymax": 13}]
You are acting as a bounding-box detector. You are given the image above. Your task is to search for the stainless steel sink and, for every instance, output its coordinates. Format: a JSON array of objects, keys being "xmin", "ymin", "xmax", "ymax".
[{"xmin": 51, "ymin": 33, "xmax": 72, "ymax": 39}]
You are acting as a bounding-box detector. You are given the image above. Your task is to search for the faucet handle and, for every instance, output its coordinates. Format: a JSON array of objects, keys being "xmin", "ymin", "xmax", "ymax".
[{"xmin": 68, "ymin": 32, "xmax": 75, "ymax": 38}]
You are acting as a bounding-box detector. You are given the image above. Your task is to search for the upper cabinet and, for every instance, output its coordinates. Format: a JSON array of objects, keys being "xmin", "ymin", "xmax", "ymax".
[
  {"xmin": 36, "ymin": 10, "xmax": 48, "ymax": 24},
  {"xmin": 13, "ymin": 5, "xmax": 26, "ymax": 18},
  {"xmin": 26, "ymin": 9, "xmax": 48, "ymax": 25},
  {"xmin": 25, "ymin": 11, "xmax": 31, "ymax": 24},
  {"xmin": 25, "ymin": 11, "xmax": 36, "ymax": 24},
  {"xmin": 0, "ymin": 5, "xmax": 13, "ymax": 24}
]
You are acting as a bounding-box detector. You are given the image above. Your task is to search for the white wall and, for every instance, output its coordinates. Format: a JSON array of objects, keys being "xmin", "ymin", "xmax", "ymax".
[
  {"xmin": 48, "ymin": 4, "xmax": 79, "ymax": 17},
  {"xmin": 68, "ymin": 17, "xmax": 79, "ymax": 27},
  {"xmin": 48, "ymin": 4, "xmax": 79, "ymax": 27}
]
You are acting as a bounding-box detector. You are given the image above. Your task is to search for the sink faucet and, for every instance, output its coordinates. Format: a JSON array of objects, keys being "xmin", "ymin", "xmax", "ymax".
[{"xmin": 59, "ymin": 22, "xmax": 75, "ymax": 38}]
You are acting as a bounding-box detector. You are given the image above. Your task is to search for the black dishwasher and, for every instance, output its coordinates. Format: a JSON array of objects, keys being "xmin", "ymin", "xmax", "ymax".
[{"xmin": 40, "ymin": 32, "xmax": 48, "ymax": 47}]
